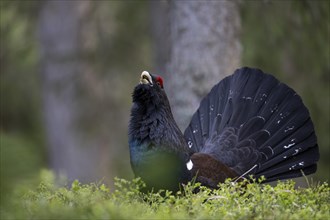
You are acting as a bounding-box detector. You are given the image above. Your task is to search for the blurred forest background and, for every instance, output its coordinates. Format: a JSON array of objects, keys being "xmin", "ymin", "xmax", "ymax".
[{"xmin": 0, "ymin": 0, "xmax": 329, "ymax": 205}]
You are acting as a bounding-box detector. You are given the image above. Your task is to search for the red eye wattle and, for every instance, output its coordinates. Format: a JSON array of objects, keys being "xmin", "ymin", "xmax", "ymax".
[{"xmin": 156, "ymin": 76, "xmax": 164, "ymax": 88}]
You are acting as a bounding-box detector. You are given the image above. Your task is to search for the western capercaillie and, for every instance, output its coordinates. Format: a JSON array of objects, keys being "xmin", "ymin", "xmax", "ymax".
[{"xmin": 128, "ymin": 67, "xmax": 319, "ymax": 191}]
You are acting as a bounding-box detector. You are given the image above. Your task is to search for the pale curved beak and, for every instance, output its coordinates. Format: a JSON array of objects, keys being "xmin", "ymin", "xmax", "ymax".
[{"xmin": 140, "ymin": 71, "xmax": 153, "ymax": 85}]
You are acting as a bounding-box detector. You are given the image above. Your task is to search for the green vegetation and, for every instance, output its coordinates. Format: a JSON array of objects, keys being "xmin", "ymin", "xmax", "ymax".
[
  {"xmin": 0, "ymin": 133, "xmax": 44, "ymax": 205},
  {"xmin": 1, "ymin": 171, "xmax": 329, "ymax": 219}
]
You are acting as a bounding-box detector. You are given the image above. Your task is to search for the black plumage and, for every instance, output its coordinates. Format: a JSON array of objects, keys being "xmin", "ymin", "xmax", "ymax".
[
  {"xmin": 128, "ymin": 68, "xmax": 319, "ymax": 190},
  {"xmin": 128, "ymin": 72, "xmax": 190, "ymax": 191}
]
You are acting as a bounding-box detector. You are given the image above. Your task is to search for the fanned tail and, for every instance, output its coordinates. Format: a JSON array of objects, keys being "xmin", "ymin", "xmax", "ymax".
[{"xmin": 184, "ymin": 67, "xmax": 319, "ymax": 182}]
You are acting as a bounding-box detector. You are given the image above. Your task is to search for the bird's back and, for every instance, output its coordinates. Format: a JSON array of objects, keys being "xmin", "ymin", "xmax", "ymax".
[{"xmin": 184, "ymin": 67, "xmax": 319, "ymax": 184}]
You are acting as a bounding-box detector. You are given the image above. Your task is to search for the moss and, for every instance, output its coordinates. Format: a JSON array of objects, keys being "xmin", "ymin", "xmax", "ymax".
[{"xmin": 1, "ymin": 171, "xmax": 329, "ymax": 220}]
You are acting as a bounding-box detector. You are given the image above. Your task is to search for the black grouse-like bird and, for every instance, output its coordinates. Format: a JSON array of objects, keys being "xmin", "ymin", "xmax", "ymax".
[{"xmin": 128, "ymin": 67, "xmax": 319, "ymax": 191}]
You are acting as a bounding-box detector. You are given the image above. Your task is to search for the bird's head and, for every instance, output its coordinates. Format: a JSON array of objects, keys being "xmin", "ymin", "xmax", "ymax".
[
  {"xmin": 132, "ymin": 71, "xmax": 167, "ymax": 106},
  {"xmin": 139, "ymin": 71, "xmax": 164, "ymax": 88}
]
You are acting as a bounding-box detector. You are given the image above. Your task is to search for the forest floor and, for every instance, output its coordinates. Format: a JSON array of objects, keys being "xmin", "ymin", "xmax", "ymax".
[{"xmin": 1, "ymin": 170, "xmax": 329, "ymax": 220}]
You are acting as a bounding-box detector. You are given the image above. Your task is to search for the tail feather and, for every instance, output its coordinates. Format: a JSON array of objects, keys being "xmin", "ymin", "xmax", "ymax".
[
  {"xmin": 199, "ymin": 98, "xmax": 210, "ymax": 142},
  {"xmin": 261, "ymin": 92, "xmax": 305, "ymax": 135},
  {"xmin": 259, "ymin": 110, "xmax": 311, "ymax": 158},
  {"xmin": 258, "ymin": 123, "xmax": 317, "ymax": 171},
  {"xmin": 219, "ymin": 97, "xmax": 234, "ymax": 132},
  {"xmin": 255, "ymin": 147, "xmax": 319, "ymax": 179},
  {"xmin": 238, "ymin": 116, "xmax": 266, "ymax": 141},
  {"xmin": 246, "ymin": 129, "xmax": 271, "ymax": 149},
  {"xmin": 227, "ymin": 70, "xmax": 260, "ymax": 127},
  {"xmin": 258, "ymin": 135, "xmax": 317, "ymax": 176},
  {"xmin": 184, "ymin": 67, "xmax": 319, "ymax": 183},
  {"xmin": 260, "ymin": 119, "xmax": 315, "ymax": 167},
  {"xmin": 256, "ymin": 164, "xmax": 318, "ymax": 183}
]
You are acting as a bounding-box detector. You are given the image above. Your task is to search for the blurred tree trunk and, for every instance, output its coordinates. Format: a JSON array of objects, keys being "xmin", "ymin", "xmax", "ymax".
[
  {"xmin": 38, "ymin": 0, "xmax": 106, "ymax": 182},
  {"xmin": 150, "ymin": 0, "xmax": 170, "ymax": 74},
  {"xmin": 152, "ymin": 1, "xmax": 241, "ymax": 130}
]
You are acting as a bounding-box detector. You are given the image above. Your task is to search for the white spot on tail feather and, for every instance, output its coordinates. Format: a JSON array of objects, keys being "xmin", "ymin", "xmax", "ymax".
[
  {"xmin": 284, "ymin": 143, "xmax": 295, "ymax": 149},
  {"xmin": 284, "ymin": 126, "xmax": 295, "ymax": 133}
]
